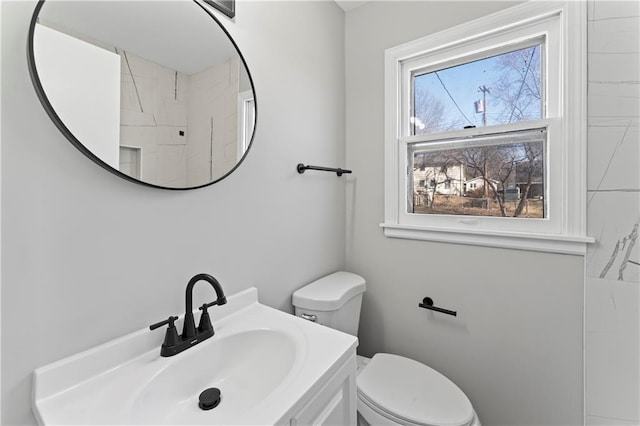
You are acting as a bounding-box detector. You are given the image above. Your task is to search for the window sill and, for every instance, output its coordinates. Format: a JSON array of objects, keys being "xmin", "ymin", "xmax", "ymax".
[{"xmin": 380, "ymin": 223, "xmax": 595, "ymax": 255}]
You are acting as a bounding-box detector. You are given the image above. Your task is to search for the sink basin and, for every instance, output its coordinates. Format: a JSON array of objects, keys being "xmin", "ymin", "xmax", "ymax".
[
  {"xmin": 133, "ymin": 329, "xmax": 297, "ymax": 424},
  {"xmin": 32, "ymin": 288, "xmax": 357, "ymax": 425}
]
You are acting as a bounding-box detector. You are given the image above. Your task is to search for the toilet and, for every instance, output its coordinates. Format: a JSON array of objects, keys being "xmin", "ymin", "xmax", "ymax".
[{"xmin": 292, "ymin": 271, "xmax": 481, "ymax": 426}]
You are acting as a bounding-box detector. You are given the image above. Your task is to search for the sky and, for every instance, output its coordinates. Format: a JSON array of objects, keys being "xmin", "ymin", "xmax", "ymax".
[{"xmin": 413, "ymin": 44, "xmax": 542, "ymax": 133}]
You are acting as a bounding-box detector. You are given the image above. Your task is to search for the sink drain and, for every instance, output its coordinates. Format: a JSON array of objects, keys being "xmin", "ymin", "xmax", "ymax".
[{"xmin": 198, "ymin": 387, "xmax": 221, "ymax": 411}]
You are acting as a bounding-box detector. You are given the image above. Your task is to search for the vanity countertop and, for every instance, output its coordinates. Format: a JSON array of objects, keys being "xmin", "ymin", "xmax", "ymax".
[{"xmin": 32, "ymin": 287, "xmax": 357, "ymax": 425}]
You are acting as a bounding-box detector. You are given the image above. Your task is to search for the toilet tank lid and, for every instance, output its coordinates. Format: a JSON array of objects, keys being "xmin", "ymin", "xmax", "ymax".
[{"xmin": 292, "ymin": 271, "xmax": 366, "ymax": 311}]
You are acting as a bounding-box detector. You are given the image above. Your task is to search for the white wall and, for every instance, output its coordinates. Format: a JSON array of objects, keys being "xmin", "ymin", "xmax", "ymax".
[
  {"xmin": 345, "ymin": 2, "xmax": 585, "ymax": 425},
  {"xmin": 34, "ymin": 23, "xmax": 121, "ymax": 169},
  {"xmin": 585, "ymin": 1, "xmax": 639, "ymax": 424},
  {"xmin": 1, "ymin": 1, "xmax": 345, "ymax": 424}
]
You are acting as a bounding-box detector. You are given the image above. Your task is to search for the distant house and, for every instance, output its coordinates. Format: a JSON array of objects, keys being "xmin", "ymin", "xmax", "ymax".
[
  {"xmin": 514, "ymin": 161, "xmax": 544, "ymax": 198},
  {"xmin": 516, "ymin": 181, "xmax": 544, "ymax": 198},
  {"xmin": 413, "ymin": 164, "xmax": 465, "ymax": 197},
  {"xmin": 464, "ymin": 177, "xmax": 499, "ymax": 194}
]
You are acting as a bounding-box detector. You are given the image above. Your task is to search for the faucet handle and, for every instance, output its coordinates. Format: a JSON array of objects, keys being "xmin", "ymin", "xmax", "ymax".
[
  {"xmin": 197, "ymin": 303, "xmax": 213, "ymax": 333},
  {"xmin": 149, "ymin": 315, "xmax": 179, "ymax": 331},
  {"xmin": 150, "ymin": 316, "xmax": 181, "ymax": 349}
]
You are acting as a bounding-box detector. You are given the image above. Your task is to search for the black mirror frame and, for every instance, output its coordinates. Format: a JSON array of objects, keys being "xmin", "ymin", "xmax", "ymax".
[{"xmin": 27, "ymin": 0, "xmax": 256, "ymax": 191}]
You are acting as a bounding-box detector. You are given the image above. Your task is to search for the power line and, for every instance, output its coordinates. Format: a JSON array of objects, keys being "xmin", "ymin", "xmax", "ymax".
[
  {"xmin": 508, "ymin": 46, "xmax": 537, "ymax": 123},
  {"xmin": 434, "ymin": 71, "xmax": 474, "ymax": 126}
]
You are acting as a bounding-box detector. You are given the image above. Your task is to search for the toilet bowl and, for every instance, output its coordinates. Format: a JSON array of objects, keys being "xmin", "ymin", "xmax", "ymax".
[
  {"xmin": 356, "ymin": 354, "xmax": 480, "ymax": 426},
  {"xmin": 292, "ymin": 272, "xmax": 481, "ymax": 426}
]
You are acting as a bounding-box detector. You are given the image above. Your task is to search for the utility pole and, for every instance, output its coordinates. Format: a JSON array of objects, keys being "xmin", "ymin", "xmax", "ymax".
[
  {"xmin": 483, "ymin": 157, "xmax": 489, "ymax": 204},
  {"xmin": 478, "ymin": 85, "xmax": 490, "ymax": 126}
]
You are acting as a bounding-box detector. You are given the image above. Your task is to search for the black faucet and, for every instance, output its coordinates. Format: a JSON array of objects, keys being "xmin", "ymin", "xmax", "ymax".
[{"xmin": 150, "ymin": 273, "xmax": 227, "ymax": 357}]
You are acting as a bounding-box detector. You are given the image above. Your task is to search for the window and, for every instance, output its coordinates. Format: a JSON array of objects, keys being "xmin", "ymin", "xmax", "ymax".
[{"xmin": 383, "ymin": 1, "xmax": 593, "ymax": 254}]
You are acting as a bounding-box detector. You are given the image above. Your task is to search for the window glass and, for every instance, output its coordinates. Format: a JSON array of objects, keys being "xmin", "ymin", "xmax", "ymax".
[
  {"xmin": 411, "ymin": 44, "xmax": 543, "ymax": 135},
  {"xmin": 409, "ymin": 128, "xmax": 546, "ymax": 218}
]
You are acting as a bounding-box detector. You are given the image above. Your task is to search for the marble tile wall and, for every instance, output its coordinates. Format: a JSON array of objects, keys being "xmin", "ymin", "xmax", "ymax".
[
  {"xmin": 119, "ymin": 51, "xmax": 240, "ymax": 187},
  {"xmin": 186, "ymin": 56, "xmax": 240, "ymax": 185},
  {"xmin": 119, "ymin": 51, "xmax": 189, "ymax": 187},
  {"xmin": 585, "ymin": 1, "xmax": 639, "ymax": 424}
]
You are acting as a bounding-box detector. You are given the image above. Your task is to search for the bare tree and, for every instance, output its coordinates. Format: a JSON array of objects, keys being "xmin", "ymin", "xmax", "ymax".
[
  {"xmin": 413, "ymin": 86, "xmax": 463, "ymax": 134},
  {"xmin": 514, "ymin": 142, "xmax": 543, "ymax": 216},
  {"xmin": 453, "ymin": 44, "xmax": 544, "ymax": 217},
  {"xmin": 454, "ymin": 146, "xmax": 511, "ymax": 215},
  {"xmin": 491, "ymin": 45, "xmax": 542, "ymax": 124},
  {"xmin": 451, "ymin": 142, "xmax": 543, "ymax": 217}
]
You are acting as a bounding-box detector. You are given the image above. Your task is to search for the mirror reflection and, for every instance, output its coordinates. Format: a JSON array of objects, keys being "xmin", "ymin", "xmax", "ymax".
[{"xmin": 30, "ymin": 0, "xmax": 256, "ymax": 189}]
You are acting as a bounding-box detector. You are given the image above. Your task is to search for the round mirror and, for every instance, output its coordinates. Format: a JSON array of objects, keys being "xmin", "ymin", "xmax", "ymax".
[{"xmin": 28, "ymin": 0, "xmax": 256, "ymax": 190}]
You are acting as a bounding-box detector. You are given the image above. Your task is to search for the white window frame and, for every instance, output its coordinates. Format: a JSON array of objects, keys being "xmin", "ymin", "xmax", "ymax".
[
  {"xmin": 237, "ymin": 90, "xmax": 255, "ymax": 161},
  {"xmin": 382, "ymin": 1, "xmax": 593, "ymax": 255}
]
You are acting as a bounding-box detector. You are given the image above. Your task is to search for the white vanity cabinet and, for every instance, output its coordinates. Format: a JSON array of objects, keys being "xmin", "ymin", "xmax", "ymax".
[{"xmin": 289, "ymin": 353, "xmax": 357, "ymax": 425}]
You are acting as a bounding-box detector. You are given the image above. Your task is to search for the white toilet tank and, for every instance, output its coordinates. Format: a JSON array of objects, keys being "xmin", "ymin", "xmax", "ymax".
[{"xmin": 292, "ymin": 271, "xmax": 366, "ymax": 336}]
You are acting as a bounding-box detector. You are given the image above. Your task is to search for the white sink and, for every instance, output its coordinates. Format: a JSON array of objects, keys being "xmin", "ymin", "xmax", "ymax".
[
  {"xmin": 134, "ymin": 329, "xmax": 298, "ymax": 424},
  {"xmin": 32, "ymin": 288, "xmax": 357, "ymax": 425}
]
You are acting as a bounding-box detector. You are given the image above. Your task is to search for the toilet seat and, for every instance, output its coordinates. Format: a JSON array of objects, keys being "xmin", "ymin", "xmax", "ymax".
[{"xmin": 357, "ymin": 353, "xmax": 475, "ymax": 426}]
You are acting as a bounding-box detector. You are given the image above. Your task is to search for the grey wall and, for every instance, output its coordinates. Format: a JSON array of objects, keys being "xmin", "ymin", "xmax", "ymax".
[
  {"xmin": 1, "ymin": 1, "xmax": 345, "ymax": 424},
  {"xmin": 345, "ymin": 2, "xmax": 585, "ymax": 425}
]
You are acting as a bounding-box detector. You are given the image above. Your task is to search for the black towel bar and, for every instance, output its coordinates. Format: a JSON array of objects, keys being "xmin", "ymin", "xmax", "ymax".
[
  {"xmin": 297, "ymin": 163, "xmax": 352, "ymax": 177},
  {"xmin": 418, "ymin": 297, "xmax": 457, "ymax": 317}
]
